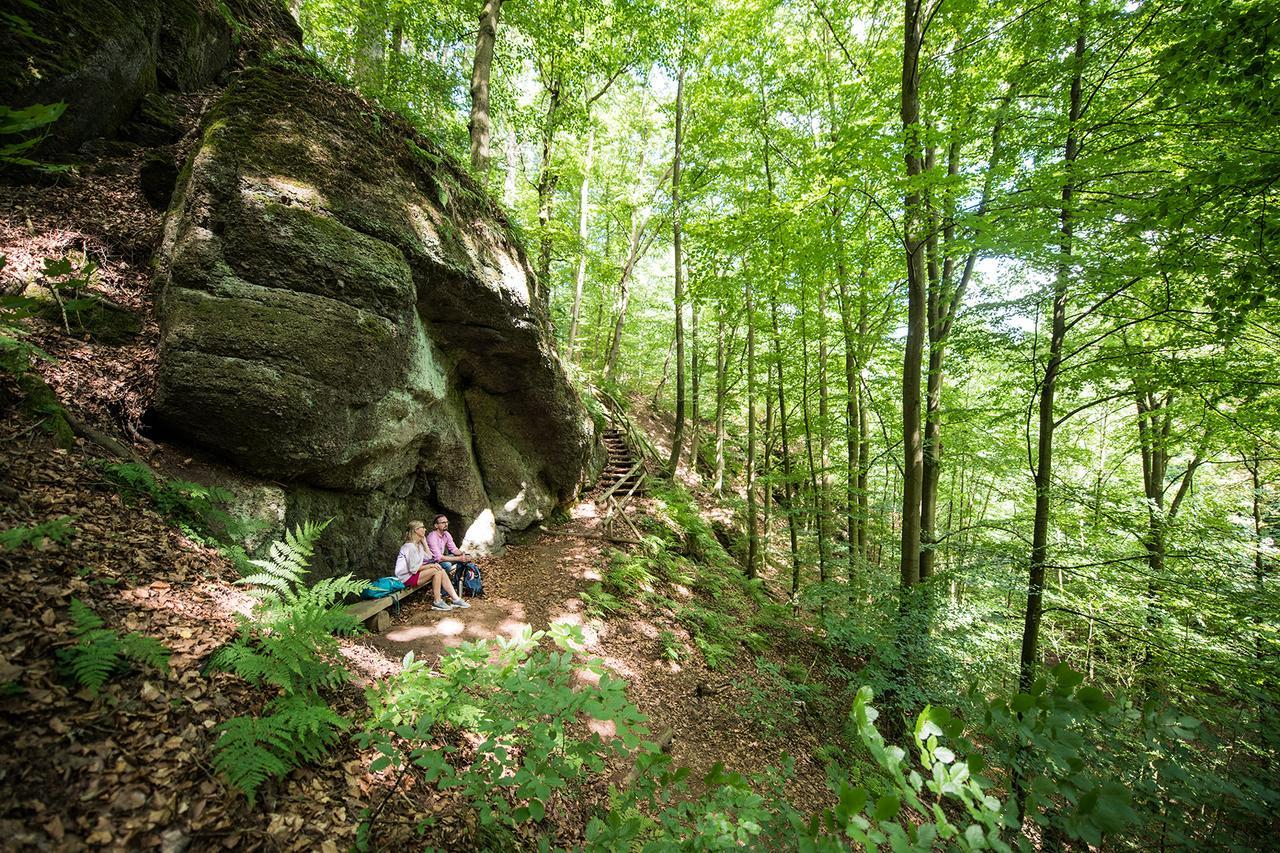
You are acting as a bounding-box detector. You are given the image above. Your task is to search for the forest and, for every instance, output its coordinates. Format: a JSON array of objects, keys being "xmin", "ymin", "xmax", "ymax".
[{"xmin": 0, "ymin": 0, "xmax": 1276, "ymax": 849}]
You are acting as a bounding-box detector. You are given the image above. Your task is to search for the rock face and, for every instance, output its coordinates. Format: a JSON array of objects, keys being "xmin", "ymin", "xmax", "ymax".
[
  {"xmin": 152, "ymin": 57, "xmax": 601, "ymax": 575},
  {"xmin": 0, "ymin": 0, "xmax": 298, "ymax": 152}
]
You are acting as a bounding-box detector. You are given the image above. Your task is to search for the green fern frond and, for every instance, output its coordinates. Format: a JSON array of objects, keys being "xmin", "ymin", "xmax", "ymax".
[
  {"xmin": 69, "ymin": 598, "xmax": 104, "ymax": 633},
  {"xmin": 212, "ymin": 716, "xmax": 293, "ymax": 806},
  {"xmin": 119, "ymin": 632, "xmax": 171, "ymax": 674},
  {"xmin": 212, "ymin": 694, "xmax": 348, "ymax": 805},
  {"xmin": 59, "ymin": 628, "xmax": 121, "ymax": 692}
]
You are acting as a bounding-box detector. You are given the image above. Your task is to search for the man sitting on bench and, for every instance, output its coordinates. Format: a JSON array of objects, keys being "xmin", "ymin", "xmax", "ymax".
[{"xmin": 426, "ymin": 514, "xmax": 482, "ymax": 597}]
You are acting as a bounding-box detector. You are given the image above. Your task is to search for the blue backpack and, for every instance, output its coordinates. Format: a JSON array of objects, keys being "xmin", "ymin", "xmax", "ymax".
[
  {"xmin": 362, "ymin": 576, "xmax": 406, "ymax": 600},
  {"xmin": 448, "ymin": 562, "xmax": 484, "ymax": 598}
]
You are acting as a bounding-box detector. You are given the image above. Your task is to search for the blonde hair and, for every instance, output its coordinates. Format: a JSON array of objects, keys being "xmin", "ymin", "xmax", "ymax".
[{"xmin": 405, "ymin": 520, "xmax": 426, "ymax": 544}]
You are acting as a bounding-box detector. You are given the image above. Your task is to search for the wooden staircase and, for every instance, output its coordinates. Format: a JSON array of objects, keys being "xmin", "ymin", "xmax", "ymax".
[{"xmin": 598, "ymin": 428, "xmax": 645, "ymax": 497}]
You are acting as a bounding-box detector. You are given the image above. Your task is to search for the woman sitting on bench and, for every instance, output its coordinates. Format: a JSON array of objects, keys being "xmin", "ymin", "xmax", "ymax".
[{"xmin": 395, "ymin": 520, "xmax": 470, "ymax": 611}]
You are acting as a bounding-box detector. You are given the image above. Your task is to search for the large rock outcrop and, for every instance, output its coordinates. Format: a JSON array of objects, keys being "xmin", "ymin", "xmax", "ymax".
[
  {"xmin": 0, "ymin": 0, "xmax": 298, "ymax": 152},
  {"xmin": 151, "ymin": 56, "xmax": 600, "ymax": 574}
]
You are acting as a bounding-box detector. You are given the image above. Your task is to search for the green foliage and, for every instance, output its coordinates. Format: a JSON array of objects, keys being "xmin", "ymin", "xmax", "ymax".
[
  {"xmin": 0, "ymin": 514, "xmax": 73, "ymax": 549},
  {"xmin": 582, "ymin": 581, "xmax": 626, "ymax": 619},
  {"xmin": 0, "ymin": 101, "xmax": 67, "ymax": 172},
  {"xmin": 658, "ymin": 629, "xmax": 685, "ymax": 663},
  {"xmin": 361, "ymin": 624, "xmax": 649, "ymax": 838},
  {"xmin": 99, "ymin": 461, "xmax": 235, "ymax": 540},
  {"xmin": 729, "ymin": 657, "xmax": 818, "ymax": 737},
  {"xmin": 57, "ymin": 599, "xmax": 170, "ymax": 694},
  {"xmin": 211, "ymin": 520, "xmax": 363, "ymax": 805},
  {"xmin": 211, "ymin": 694, "xmax": 348, "ymax": 807},
  {"xmin": 0, "ymin": 254, "xmax": 55, "ymax": 395},
  {"xmin": 675, "ymin": 603, "xmax": 736, "ymax": 670}
]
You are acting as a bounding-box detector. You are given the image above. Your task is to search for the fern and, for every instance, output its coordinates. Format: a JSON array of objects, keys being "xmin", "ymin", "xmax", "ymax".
[
  {"xmin": 58, "ymin": 599, "xmax": 170, "ymax": 693},
  {"xmin": 212, "ymin": 520, "xmax": 363, "ymax": 804},
  {"xmin": 212, "ymin": 694, "xmax": 348, "ymax": 806},
  {"xmin": 100, "ymin": 461, "xmax": 234, "ymax": 539},
  {"xmin": 0, "ymin": 515, "xmax": 74, "ymax": 549}
]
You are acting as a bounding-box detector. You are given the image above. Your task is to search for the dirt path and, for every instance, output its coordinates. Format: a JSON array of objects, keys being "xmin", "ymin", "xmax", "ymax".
[{"xmin": 354, "ymin": 500, "xmax": 837, "ymax": 811}]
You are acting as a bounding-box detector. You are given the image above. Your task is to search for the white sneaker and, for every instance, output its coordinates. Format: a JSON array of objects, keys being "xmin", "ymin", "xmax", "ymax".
[
  {"xmin": 431, "ymin": 599, "xmax": 453, "ymax": 611},
  {"xmin": 449, "ymin": 597, "xmax": 471, "ymax": 609}
]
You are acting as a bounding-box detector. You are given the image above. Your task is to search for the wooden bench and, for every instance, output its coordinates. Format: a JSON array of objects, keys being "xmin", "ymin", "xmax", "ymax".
[{"xmin": 347, "ymin": 581, "xmax": 427, "ymax": 633}]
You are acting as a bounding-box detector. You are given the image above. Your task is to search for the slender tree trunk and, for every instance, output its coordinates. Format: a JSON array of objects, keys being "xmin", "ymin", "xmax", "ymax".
[
  {"xmin": 503, "ymin": 130, "xmax": 518, "ymax": 208},
  {"xmin": 353, "ymin": 0, "xmax": 387, "ymax": 95},
  {"xmin": 858, "ymin": 288, "xmax": 870, "ymax": 566},
  {"xmin": 1246, "ymin": 451, "xmax": 1266, "ymax": 663},
  {"xmin": 899, "ymin": 0, "xmax": 927, "ymax": 589},
  {"xmin": 667, "ymin": 67, "xmax": 687, "ymax": 476},
  {"xmin": 714, "ymin": 304, "xmax": 727, "ymax": 494},
  {"xmin": 568, "ymin": 128, "xmax": 594, "ymax": 361},
  {"xmin": 690, "ymin": 296, "xmax": 701, "ymax": 471},
  {"xmin": 818, "ymin": 271, "xmax": 832, "ymax": 576},
  {"xmin": 468, "ymin": 0, "xmax": 505, "ymax": 174},
  {"xmin": 772, "ymin": 302, "xmax": 802, "ymax": 591},
  {"xmin": 535, "ymin": 81, "xmax": 562, "ymax": 306},
  {"xmin": 836, "ymin": 226, "xmax": 861, "ymax": 585},
  {"xmin": 603, "ymin": 213, "xmax": 642, "ymax": 385},
  {"xmin": 800, "ymin": 279, "xmax": 828, "ymax": 583},
  {"xmin": 1020, "ymin": 28, "xmax": 1085, "ymax": 696},
  {"xmin": 746, "ymin": 272, "xmax": 759, "ymax": 580},
  {"xmin": 763, "ymin": 367, "xmax": 774, "ymax": 560}
]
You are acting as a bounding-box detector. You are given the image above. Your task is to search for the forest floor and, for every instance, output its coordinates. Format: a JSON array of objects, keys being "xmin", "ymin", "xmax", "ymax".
[
  {"xmin": 0, "ymin": 104, "xmax": 840, "ymax": 849},
  {"xmin": 0, "ymin": 411, "xmax": 838, "ymax": 850}
]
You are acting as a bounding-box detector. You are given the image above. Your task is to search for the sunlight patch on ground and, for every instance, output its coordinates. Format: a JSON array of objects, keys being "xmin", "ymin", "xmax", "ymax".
[
  {"xmin": 572, "ymin": 502, "xmax": 600, "ymax": 519},
  {"xmin": 583, "ymin": 567, "xmax": 602, "ymax": 581},
  {"xmin": 587, "ymin": 718, "xmax": 617, "ymax": 740},
  {"xmin": 628, "ymin": 619, "xmax": 661, "ymax": 640},
  {"xmin": 387, "ymin": 618, "xmax": 465, "ymax": 641},
  {"xmin": 599, "ymin": 655, "xmax": 636, "ymax": 678},
  {"xmin": 574, "ymin": 666, "xmax": 601, "ymax": 687}
]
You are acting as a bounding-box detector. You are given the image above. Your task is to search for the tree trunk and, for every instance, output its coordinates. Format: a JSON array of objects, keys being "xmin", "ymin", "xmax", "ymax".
[
  {"xmin": 602, "ymin": 213, "xmax": 642, "ymax": 385},
  {"xmin": 714, "ymin": 303, "xmax": 727, "ymax": 494},
  {"xmin": 836, "ymin": 225, "xmax": 861, "ymax": 585},
  {"xmin": 899, "ymin": 0, "xmax": 927, "ymax": 589},
  {"xmin": 1019, "ymin": 28, "xmax": 1085, "ymax": 696},
  {"xmin": 468, "ymin": 0, "xmax": 505, "ymax": 175},
  {"xmin": 746, "ymin": 273, "xmax": 759, "ymax": 580},
  {"xmin": 535, "ymin": 81, "xmax": 562, "ymax": 306},
  {"xmin": 567, "ymin": 128, "xmax": 594, "ymax": 361},
  {"xmin": 800, "ymin": 279, "xmax": 828, "ymax": 584},
  {"xmin": 667, "ymin": 67, "xmax": 687, "ymax": 476},
  {"xmin": 771, "ymin": 302, "xmax": 802, "ymax": 593},
  {"xmin": 690, "ymin": 296, "xmax": 701, "ymax": 471},
  {"xmin": 353, "ymin": 0, "xmax": 387, "ymax": 95}
]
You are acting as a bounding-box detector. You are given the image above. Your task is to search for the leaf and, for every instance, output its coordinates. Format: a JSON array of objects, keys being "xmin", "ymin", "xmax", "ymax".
[
  {"xmin": 874, "ymin": 794, "xmax": 900, "ymax": 821},
  {"xmin": 1075, "ymin": 686, "xmax": 1109, "ymax": 713}
]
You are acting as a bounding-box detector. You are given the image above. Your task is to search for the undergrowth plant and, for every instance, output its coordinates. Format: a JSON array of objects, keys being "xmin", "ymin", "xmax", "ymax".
[
  {"xmin": 0, "ymin": 514, "xmax": 74, "ymax": 549},
  {"xmin": 0, "ymin": 101, "xmax": 67, "ymax": 172},
  {"xmin": 359, "ymin": 624, "xmax": 650, "ymax": 845},
  {"xmin": 58, "ymin": 599, "xmax": 170, "ymax": 694},
  {"xmin": 99, "ymin": 461, "xmax": 235, "ymax": 540},
  {"xmin": 211, "ymin": 519, "xmax": 365, "ymax": 805}
]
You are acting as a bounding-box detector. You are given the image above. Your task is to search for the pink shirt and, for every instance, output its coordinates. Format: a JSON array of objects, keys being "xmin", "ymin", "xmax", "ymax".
[{"xmin": 426, "ymin": 529, "xmax": 461, "ymax": 562}]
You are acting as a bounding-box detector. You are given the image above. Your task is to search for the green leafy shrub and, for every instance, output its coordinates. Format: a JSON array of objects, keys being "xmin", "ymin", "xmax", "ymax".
[
  {"xmin": 211, "ymin": 520, "xmax": 365, "ymax": 805},
  {"xmin": 603, "ymin": 548, "xmax": 656, "ymax": 599},
  {"xmin": 730, "ymin": 657, "xmax": 819, "ymax": 737},
  {"xmin": 0, "ymin": 102, "xmax": 67, "ymax": 172},
  {"xmin": 659, "ymin": 629, "xmax": 685, "ymax": 663},
  {"xmin": 57, "ymin": 599, "xmax": 170, "ymax": 693},
  {"xmin": 582, "ymin": 582, "xmax": 626, "ymax": 618},
  {"xmin": 361, "ymin": 624, "xmax": 650, "ymax": 839},
  {"xmin": 0, "ymin": 514, "xmax": 74, "ymax": 549},
  {"xmin": 100, "ymin": 461, "xmax": 235, "ymax": 540}
]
